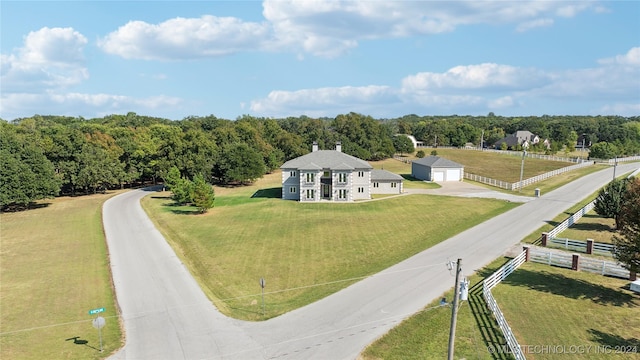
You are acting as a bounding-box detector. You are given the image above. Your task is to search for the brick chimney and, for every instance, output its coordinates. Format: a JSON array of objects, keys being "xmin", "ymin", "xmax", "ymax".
[
  {"xmin": 312, "ymin": 141, "xmax": 319, "ymax": 152},
  {"xmin": 335, "ymin": 141, "xmax": 342, "ymax": 152}
]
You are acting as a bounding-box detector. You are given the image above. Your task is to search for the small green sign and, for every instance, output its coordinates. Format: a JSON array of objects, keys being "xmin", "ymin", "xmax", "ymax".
[{"xmin": 88, "ymin": 307, "xmax": 105, "ymax": 315}]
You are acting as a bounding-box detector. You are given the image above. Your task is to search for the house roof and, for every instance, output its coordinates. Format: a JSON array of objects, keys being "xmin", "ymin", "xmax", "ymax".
[
  {"xmin": 281, "ymin": 150, "xmax": 373, "ymax": 170},
  {"xmin": 412, "ymin": 156, "xmax": 463, "ymax": 168},
  {"xmin": 371, "ymin": 169, "xmax": 403, "ymax": 181}
]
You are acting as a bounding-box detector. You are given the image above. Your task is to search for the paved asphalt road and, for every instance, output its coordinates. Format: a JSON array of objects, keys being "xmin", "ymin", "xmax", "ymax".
[{"xmin": 104, "ymin": 163, "xmax": 640, "ymax": 360}]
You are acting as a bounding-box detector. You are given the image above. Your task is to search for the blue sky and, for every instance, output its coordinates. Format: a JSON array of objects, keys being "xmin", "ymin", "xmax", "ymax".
[{"xmin": 1, "ymin": 0, "xmax": 639, "ymax": 121}]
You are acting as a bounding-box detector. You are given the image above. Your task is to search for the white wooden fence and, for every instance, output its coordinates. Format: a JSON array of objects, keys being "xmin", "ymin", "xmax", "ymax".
[
  {"xmin": 549, "ymin": 237, "xmax": 615, "ymax": 256},
  {"xmin": 529, "ymin": 249, "xmax": 631, "ymax": 279},
  {"xmin": 483, "ymin": 249, "xmax": 528, "ymax": 360},
  {"xmin": 547, "ymin": 200, "xmax": 595, "ymax": 238},
  {"xmin": 465, "ymin": 161, "xmax": 595, "ymax": 191}
]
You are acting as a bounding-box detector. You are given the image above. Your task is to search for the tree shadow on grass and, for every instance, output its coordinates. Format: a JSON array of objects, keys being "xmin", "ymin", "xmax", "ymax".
[
  {"xmin": 65, "ymin": 336, "xmax": 100, "ymax": 351},
  {"xmin": 168, "ymin": 209, "xmax": 201, "ymax": 215},
  {"xmin": 251, "ymin": 187, "xmax": 282, "ymax": 199},
  {"xmin": 588, "ymin": 329, "xmax": 640, "ymax": 349},
  {"xmin": 500, "ymin": 269, "xmax": 637, "ymax": 307},
  {"xmin": 569, "ymin": 222, "xmax": 615, "ymax": 233}
]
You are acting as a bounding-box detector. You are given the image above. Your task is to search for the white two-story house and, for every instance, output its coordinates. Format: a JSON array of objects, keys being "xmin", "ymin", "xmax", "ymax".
[{"xmin": 281, "ymin": 142, "xmax": 402, "ymax": 202}]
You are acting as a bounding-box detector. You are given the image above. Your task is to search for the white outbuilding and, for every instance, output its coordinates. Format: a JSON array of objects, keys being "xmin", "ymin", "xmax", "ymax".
[{"xmin": 411, "ymin": 156, "xmax": 464, "ymax": 182}]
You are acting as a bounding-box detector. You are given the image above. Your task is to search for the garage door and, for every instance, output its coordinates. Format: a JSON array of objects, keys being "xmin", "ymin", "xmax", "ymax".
[
  {"xmin": 446, "ymin": 169, "xmax": 461, "ymax": 181},
  {"xmin": 433, "ymin": 171, "xmax": 444, "ymax": 181}
]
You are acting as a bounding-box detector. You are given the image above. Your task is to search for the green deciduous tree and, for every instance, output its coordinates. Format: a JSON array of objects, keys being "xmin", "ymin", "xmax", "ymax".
[
  {"xmin": 191, "ymin": 173, "xmax": 215, "ymax": 213},
  {"xmin": 612, "ymin": 178, "xmax": 640, "ymax": 273},
  {"xmin": 589, "ymin": 141, "xmax": 619, "ymax": 159},
  {"xmin": 393, "ymin": 135, "xmax": 414, "ymax": 156},
  {"xmin": 0, "ymin": 122, "xmax": 60, "ymax": 209},
  {"xmin": 594, "ymin": 178, "xmax": 629, "ymax": 230},
  {"xmin": 214, "ymin": 142, "xmax": 266, "ymax": 184}
]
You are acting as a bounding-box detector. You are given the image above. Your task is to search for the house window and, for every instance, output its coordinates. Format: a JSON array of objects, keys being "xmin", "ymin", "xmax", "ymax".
[
  {"xmin": 391, "ymin": 182, "xmax": 397, "ymax": 188},
  {"xmin": 306, "ymin": 173, "xmax": 315, "ymax": 183},
  {"xmin": 290, "ymin": 187, "xmax": 296, "ymax": 193},
  {"xmin": 358, "ymin": 171, "xmax": 364, "ymax": 177},
  {"xmin": 358, "ymin": 187, "xmax": 364, "ymax": 193},
  {"xmin": 306, "ymin": 189, "xmax": 315, "ymax": 199},
  {"xmin": 373, "ymin": 182, "xmax": 379, "ymax": 188},
  {"xmin": 290, "ymin": 171, "xmax": 296, "ymax": 177},
  {"xmin": 338, "ymin": 189, "xmax": 347, "ymax": 199},
  {"xmin": 323, "ymin": 171, "xmax": 330, "ymax": 177},
  {"xmin": 338, "ymin": 173, "xmax": 347, "ymax": 183}
]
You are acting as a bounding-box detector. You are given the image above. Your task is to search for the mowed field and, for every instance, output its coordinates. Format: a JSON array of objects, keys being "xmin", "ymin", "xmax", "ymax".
[
  {"xmin": 362, "ymin": 260, "xmax": 640, "ymax": 360},
  {"xmin": 0, "ymin": 193, "xmax": 123, "ymax": 360},
  {"xmin": 141, "ymin": 168, "xmax": 518, "ymax": 320}
]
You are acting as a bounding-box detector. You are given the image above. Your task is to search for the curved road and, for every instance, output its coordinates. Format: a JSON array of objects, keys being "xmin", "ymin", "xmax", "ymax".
[{"xmin": 105, "ymin": 163, "xmax": 640, "ymax": 360}]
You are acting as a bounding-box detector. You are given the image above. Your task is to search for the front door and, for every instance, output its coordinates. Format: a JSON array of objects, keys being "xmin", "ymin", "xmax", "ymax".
[{"xmin": 322, "ymin": 184, "xmax": 331, "ymax": 199}]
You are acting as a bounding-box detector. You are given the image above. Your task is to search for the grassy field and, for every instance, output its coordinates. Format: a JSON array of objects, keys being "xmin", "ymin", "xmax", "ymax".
[
  {"xmin": 557, "ymin": 210, "xmax": 617, "ymax": 243},
  {"xmin": 492, "ymin": 262, "xmax": 640, "ymax": 360},
  {"xmin": 0, "ymin": 193, "xmax": 123, "ymax": 360},
  {"xmin": 362, "ymin": 260, "xmax": 640, "ymax": 360},
  {"xmin": 404, "ymin": 148, "xmax": 575, "ymax": 182},
  {"xmin": 141, "ymin": 170, "xmax": 518, "ymax": 320}
]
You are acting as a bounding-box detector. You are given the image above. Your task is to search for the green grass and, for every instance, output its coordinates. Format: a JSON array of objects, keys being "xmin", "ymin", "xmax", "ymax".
[
  {"xmin": 557, "ymin": 210, "xmax": 617, "ymax": 244},
  {"xmin": 142, "ymin": 171, "xmax": 518, "ymax": 320},
  {"xmin": 362, "ymin": 259, "xmax": 640, "ymax": 360},
  {"xmin": 492, "ymin": 262, "xmax": 640, "ymax": 360},
  {"xmin": 0, "ymin": 193, "xmax": 123, "ymax": 360},
  {"xmin": 361, "ymin": 257, "xmax": 515, "ymax": 360},
  {"xmin": 411, "ymin": 148, "xmax": 575, "ymax": 182}
]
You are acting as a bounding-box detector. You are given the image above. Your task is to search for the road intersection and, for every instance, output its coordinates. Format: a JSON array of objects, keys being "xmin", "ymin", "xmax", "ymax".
[{"xmin": 104, "ymin": 163, "xmax": 639, "ymax": 359}]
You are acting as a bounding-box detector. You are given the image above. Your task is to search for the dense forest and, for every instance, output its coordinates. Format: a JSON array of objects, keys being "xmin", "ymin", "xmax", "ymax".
[{"xmin": 2, "ymin": 112, "xmax": 639, "ymax": 210}]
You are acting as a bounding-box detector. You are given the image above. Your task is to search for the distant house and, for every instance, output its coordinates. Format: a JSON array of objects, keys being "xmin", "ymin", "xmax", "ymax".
[
  {"xmin": 494, "ymin": 130, "xmax": 540, "ymax": 149},
  {"xmin": 280, "ymin": 142, "xmax": 403, "ymax": 202},
  {"xmin": 411, "ymin": 156, "xmax": 464, "ymax": 182}
]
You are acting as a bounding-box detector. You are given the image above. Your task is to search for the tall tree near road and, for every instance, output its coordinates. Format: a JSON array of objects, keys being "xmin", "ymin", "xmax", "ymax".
[
  {"xmin": 594, "ymin": 178, "xmax": 630, "ymax": 230},
  {"xmin": 612, "ymin": 178, "xmax": 640, "ymax": 274}
]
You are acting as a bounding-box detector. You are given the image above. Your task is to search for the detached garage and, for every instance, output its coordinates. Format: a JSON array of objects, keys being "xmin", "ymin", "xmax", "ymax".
[{"xmin": 412, "ymin": 156, "xmax": 464, "ymax": 182}]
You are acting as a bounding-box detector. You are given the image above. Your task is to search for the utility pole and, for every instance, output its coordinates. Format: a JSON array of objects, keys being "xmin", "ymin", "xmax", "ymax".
[
  {"xmin": 518, "ymin": 150, "xmax": 526, "ymax": 192},
  {"xmin": 447, "ymin": 258, "xmax": 462, "ymax": 360}
]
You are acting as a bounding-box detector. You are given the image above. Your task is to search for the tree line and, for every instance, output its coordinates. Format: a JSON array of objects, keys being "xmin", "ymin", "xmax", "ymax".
[{"xmin": 2, "ymin": 112, "xmax": 639, "ymax": 210}]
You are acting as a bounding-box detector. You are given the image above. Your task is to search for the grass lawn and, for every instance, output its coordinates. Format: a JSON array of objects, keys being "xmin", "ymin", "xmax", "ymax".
[
  {"xmin": 557, "ymin": 210, "xmax": 617, "ymax": 244},
  {"xmin": 362, "ymin": 258, "xmax": 640, "ymax": 360},
  {"xmin": 0, "ymin": 193, "xmax": 123, "ymax": 360},
  {"xmin": 361, "ymin": 257, "xmax": 515, "ymax": 360},
  {"xmin": 141, "ymin": 171, "xmax": 518, "ymax": 320},
  {"xmin": 405, "ymin": 148, "xmax": 576, "ymax": 182},
  {"xmin": 493, "ymin": 262, "xmax": 640, "ymax": 360}
]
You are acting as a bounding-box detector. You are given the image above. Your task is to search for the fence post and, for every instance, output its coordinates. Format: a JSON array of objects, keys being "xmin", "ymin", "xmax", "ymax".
[
  {"xmin": 631, "ymin": 272, "xmax": 637, "ymax": 281},
  {"xmin": 541, "ymin": 232, "xmax": 548, "ymax": 247},
  {"xmin": 523, "ymin": 246, "xmax": 530, "ymax": 262},
  {"xmin": 586, "ymin": 239, "xmax": 594, "ymax": 255},
  {"xmin": 572, "ymin": 254, "xmax": 580, "ymax": 271}
]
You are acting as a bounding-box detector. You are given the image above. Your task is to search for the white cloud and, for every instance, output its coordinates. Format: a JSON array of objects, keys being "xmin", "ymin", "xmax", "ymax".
[
  {"xmin": 96, "ymin": 0, "xmax": 599, "ymax": 60},
  {"xmin": 262, "ymin": 0, "xmax": 599, "ymax": 57},
  {"xmin": 99, "ymin": 15, "xmax": 270, "ymax": 60},
  {"xmin": 1, "ymin": 91, "xmax": 183, "ymax": 120},
  {"xmin": 250, "ymin": 85, "xmax": 397, "ymax": 117},
  {"xmin": 401, "ymin": 63, "xmax": 550, "ymax": 93},
  {"xmin": 516, "ymin": 18, "xmax": 554, "ymax": 32},
  {"xmin": 1, "ymin": 27, "xmax": 89, "ymax": 92},
  {"xmin": 250, "ymin": 47, "xmax": 640, "ymax": 117},
  {"xmin": 598, "ymin": 47, "xmax": 640, "ymax": 66}
]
